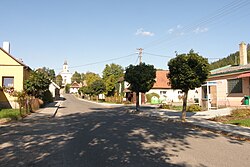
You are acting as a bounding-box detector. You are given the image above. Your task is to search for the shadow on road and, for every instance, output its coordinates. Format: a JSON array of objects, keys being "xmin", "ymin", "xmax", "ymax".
[{"xmin": 0, "ymin": 106, "xmax": 244, "ymax": 167}]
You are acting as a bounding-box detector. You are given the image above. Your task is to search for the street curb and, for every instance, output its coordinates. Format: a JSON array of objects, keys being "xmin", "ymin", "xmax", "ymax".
[
  {"xmin": 76, "ymin": 97, "xmax": 124, "ymax": 107},
  {"xmin": 132, "ymin": 111, "xmax": 250, "ymax": 141},
  {"xmin": 186, "ymin": 118, "xmax": 250, "ymax": 141},
  {"xmin": 51, "ymin": 104, "xmax": 60, "ymax": 118}
]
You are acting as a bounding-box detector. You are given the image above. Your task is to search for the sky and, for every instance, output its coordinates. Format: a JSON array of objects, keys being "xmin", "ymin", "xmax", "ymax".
[{"xmin": 1, "ymin": 0, "xmax": 250, "ymax": 76}]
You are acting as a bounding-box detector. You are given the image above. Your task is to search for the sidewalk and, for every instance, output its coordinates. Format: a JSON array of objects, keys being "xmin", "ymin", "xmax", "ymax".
[
  {"xmin": 139, "ymin": 107, "xmax": 250, "ymax": 140},
  {"xmin": 24, "ymin": 100, "xmax": 62, "ymax": 119}
]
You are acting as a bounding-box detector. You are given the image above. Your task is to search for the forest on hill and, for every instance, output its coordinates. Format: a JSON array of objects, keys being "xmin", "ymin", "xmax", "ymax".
[{"xmin": 209, "ymin": 44, "xmax": 250, "ymax": 70}]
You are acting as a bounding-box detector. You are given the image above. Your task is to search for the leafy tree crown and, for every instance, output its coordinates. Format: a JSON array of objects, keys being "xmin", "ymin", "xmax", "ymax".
[
  {"xmin": 124, "ymin": 63, "xmax": 156, "ymax": 93},
  {"xmin": 168, "ymin": 50, "xmax": 210, "ymax": 92}
]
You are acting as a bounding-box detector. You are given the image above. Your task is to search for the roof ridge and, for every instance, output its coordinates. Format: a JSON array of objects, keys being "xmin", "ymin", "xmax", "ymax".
[{"xmin": 0, "ymin": 47, "xmax": 31, "ymax": 69}]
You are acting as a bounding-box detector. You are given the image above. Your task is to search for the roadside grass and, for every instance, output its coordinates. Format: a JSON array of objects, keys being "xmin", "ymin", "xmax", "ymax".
[
  {"xmin": 159, "ymin": 104, "xmax": 202, "ymax": 112},
  {"xmin": 225, "ymin": 119, "xmax": 250, "ymax": 127},
  {"xmin": 211, "ymin": 108, "xmax": 250, "ymax": 127},
  {"xmin": 0, "ymin": 109, "xmax": 21, "ymax": 120}
]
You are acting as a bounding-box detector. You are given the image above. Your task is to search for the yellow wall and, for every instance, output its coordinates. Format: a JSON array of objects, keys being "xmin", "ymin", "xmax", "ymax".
[
  {"xmin": 0, "ymin": 49, "xmax": 20, "ymax": 66},
  {"xmin": 0, "ymin": 49, "xmax": 31, "ymax": 108},
  {"xmin": 0, "ymin": 66, "xmax": 25, "ymax": 91}
]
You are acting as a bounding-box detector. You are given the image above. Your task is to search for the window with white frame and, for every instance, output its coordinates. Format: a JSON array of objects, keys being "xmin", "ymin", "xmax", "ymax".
[{"xmin": 2, "ymin": 77, "xmax": 14, "ymax": 88}]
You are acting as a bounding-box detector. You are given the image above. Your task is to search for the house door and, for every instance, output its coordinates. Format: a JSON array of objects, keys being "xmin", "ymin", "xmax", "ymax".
[{"xmin": 201, "ymin": 82, "xmax": 217, "ymax": 110}]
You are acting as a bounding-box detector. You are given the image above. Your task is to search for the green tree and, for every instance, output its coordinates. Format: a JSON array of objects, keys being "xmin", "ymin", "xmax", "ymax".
[
  {"xmin": 209, "ymin": 44, "xmax": 250, "ymax": 70},
  {"xmin": 38, "ymin": 67, "xmax": 56, "ymax": 81},
  {"xmin": 79, "ymin": 86, "xmax": 93, "ymax": 98},
  {"xmin": 55, "ymin": 75, "xmax": 63, "ymax": 87},
  {"xmin": 65, "ymin": 84, "xmax": 71, "ymax": 94},
  {"xmin": 71, "ymin": 71, "xmax": 82, "ymax": 83},
  {"xmin": 90, "ymin": 79, "xmax": 106, "ymax": 101},
  {"xmin": 24, "ymin": 69, "xmax": 52, "ymax": 103},
  {"xmin": 102, "ymin": 63, "xmax": 124, "ymax": 96},
  {"xmin": 81, "ymin": 73, "xmax": 86, "ymax": 82},
  {"xmin": 124, "ymin": 63, "xmax": 156, "ymax": 111},
  {"xmin": 168, "ymin": 50, "xmax": 209, "ymax": 122},
  {"xmin": 85, "ymin": 72, "xmax": 101, "ymax": 86}
]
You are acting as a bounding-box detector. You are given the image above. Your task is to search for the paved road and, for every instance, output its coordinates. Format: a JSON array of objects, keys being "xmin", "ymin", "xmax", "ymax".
[{"xmin": 0, "ymin": 94, "xmax": 250, "ymax": 167}]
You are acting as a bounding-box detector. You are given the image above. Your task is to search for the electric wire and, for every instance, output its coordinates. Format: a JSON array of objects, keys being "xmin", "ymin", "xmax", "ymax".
[{"xmin": 143, "ymin": 0, "xmax": 250, "ymax": 51}]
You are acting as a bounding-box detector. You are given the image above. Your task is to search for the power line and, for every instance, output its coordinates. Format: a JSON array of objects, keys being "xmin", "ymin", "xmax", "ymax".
[
  {"xmin": 55, "ymin": 53, "xmax": 137, "ymax": 70},
  {"xmin": 143, "ymin": 0, "xmax": 250, "ymax": 50},
  {"xmin": 144, "ymin": 52, "xmax": 224, "ymax": 60},
  {"xmin": 144, "ymin": 52, "xmax": 172, "ymax": 58}
]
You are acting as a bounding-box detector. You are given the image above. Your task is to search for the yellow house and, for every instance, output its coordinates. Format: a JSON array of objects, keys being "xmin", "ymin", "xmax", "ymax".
[{"xmin": 0, "ymin": 46, "xmax": 31, "ymax": 108}]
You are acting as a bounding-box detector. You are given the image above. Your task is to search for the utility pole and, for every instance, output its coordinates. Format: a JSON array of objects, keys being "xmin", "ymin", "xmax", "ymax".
[
  {"xmin": 137, "ymin": 48, "xmax": 143, "ymax": 64},
  {"xmin": 136, "ymin": 48, "xmax": 144, "ymax": 106}
]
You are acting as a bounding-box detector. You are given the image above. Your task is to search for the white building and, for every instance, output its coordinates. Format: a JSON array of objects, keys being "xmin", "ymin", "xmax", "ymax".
[
  {"xmin": 59, "ymin": 60, "xmax": 72, "ymax": 86},
  {"xmin": 146, "ymin": 70, "xmax": 197, "ymax": 104}
]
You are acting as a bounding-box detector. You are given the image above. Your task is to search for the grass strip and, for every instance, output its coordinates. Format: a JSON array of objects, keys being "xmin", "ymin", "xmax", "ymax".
[
  {"xmin": 0, "ymin": 109, "xmax": 21, "ymax": 120},
  {"xmin": 225, "ymin": 118, "xmax": 250, "ymax": 127}
]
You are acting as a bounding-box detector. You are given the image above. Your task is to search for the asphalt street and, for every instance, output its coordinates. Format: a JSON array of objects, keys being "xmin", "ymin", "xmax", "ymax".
[{"xmin": 0, "ymin": 94, "xmax": 250, "ymax": 167}]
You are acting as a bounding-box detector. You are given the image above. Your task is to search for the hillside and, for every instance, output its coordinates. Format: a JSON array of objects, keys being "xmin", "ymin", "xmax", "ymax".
[{"xmin": 209, "ymin": 44, "xmax": 250, "ymax": 70}]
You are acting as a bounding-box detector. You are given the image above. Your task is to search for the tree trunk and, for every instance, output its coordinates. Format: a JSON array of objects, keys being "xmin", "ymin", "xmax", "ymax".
[
  {"xmin": 96, "ymin": 95, "xmax": 98, "ymax": 102},
  {"xmin": 136, "ymin": 92, "xmax": 140, "ymax": 111},
  {"xmin": 181, "ymin": 90, "xmax": 188, "ymax": 122}
]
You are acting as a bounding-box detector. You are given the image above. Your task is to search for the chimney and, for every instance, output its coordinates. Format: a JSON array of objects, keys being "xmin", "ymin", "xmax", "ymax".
[
  {"xmin": 239, "ymin": 42, "xmax": 247, "ymax": 65},
  {"xmin": 3, "ymin": 41, "xmax": 10, "ymax": 54}
]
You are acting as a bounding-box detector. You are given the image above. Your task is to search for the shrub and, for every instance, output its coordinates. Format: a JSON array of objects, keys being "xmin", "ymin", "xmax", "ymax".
[
  {"xmin": 41, "ymin": 90, "xmax": 53, "ymax": 105},
  {"xmin": 159, "ymin": 104, "xmax": 171, "ymax": 109},
  {"xmin": 231, "ymin": 109, "xmax": 250, "ymax": 117},
  {"xmin": 187, "ymin": 104, "xmax": 201, "ymax": 112},
  {"xmin": 65, "ymin": 84, "xmax": 71, "ymax": 93},
  {"xmin": 105, "ymin": 96, "xmax": 123, "ymax": 104},
  {"xmin": 146, "ymin": 93, "xmax": 160, "ymax": 102}
]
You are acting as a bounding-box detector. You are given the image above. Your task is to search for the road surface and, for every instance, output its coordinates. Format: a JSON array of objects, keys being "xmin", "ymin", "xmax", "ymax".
[{"xmin": 0, "ymin": 94, "xmax": 249, "ymax": 167}]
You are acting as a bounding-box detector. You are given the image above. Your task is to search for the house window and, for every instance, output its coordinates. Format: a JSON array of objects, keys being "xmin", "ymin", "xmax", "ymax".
[
  {"xmin": 160, "ymin": 91, "xmax": 167, "ymax": 95},
  {"xmin": 178, "ymin": 91, "xmax": 183, "ymax": 94},
  {"xmin": 2, "ymin": 77, "xmax": 14, "ymax": 88},
  {"xmin": 227, "ymin": 78, "xmax": 242, "ymax": 94}
]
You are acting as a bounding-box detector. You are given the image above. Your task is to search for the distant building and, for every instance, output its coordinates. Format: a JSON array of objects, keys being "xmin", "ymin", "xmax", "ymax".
[
  {"xmin": 69, "ymin": 81, "xmax": 82, "ymax": 94},
  {"xmin": 59, "ymin": 60, "xmax": 72, "ymax": 86},
  {"xmin": 146, "ymin": 70, "xmax": 197, "ymax": 104}
]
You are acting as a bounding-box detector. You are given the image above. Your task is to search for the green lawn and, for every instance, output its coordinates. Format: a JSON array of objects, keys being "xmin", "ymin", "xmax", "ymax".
[
  {"xmin": 211, "ymin": 109, "xmax": 250, "ymax": 127},
  {"xmin": 225, "ymin": 118, "xmax": 250, "ymax": 127},
  {"xmin": 0, "ymin": 109, "xmax": 21, "ymax": 120}
]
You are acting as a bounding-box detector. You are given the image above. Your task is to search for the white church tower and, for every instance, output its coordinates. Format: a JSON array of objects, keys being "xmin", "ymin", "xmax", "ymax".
[{"xmin": 59, "ymin": 60, "xmax": 72, "ymax": 86}]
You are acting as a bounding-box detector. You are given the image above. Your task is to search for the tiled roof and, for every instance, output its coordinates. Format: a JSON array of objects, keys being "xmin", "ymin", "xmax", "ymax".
[
  {"xmin": 70, "ymin": 81, "xmax": 81, "ymax": 88},
  {"xmin": 210, "ymin": 64, "xmax": 250, "ymax": 77},
  {"xmin": 152, "ymin": 70, "xmax": 171, "ymax": 89}
]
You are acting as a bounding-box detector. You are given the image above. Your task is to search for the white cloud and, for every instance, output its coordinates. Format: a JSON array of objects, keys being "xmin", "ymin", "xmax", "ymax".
[
  {"xmin": 135, "ymin": 28, "xmax": 154, "ymax": 37},
  {"xmin": 177, "ymin": 25, "xmax": 182, "ymax": 29},
  {"xmin": 194, "ymin": 27, "xmax": 209, "ymax": 33},
  {"xmin": 168, "ymin": 28, "xmax": 174, "ymax": 34},
  {"xmin": 168, "ymin": 25, "xmax": 183, "ymax": 35}
]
